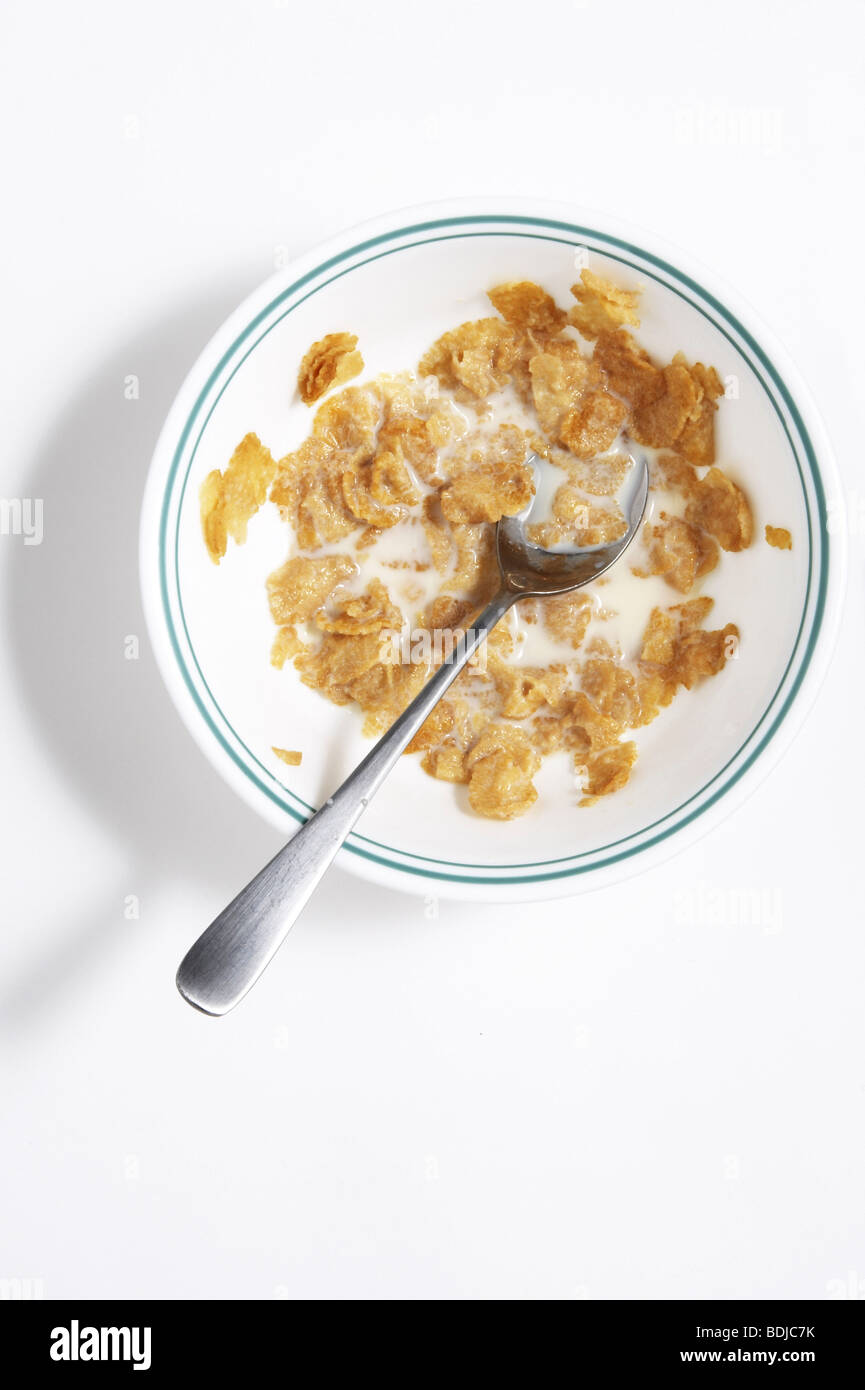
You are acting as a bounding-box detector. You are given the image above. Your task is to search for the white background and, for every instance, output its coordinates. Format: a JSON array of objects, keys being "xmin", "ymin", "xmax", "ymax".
[{"xmin": 1, "ymin": 0, "xmax": 863, "ymax": 1301}]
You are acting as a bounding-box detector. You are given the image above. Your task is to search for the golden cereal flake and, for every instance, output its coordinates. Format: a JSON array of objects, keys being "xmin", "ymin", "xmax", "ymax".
[
  {"xmin": 440, "ymin": 458, "xmax": 534, "ymax": 525},
  {"xmin": 271, "ymin": 438, "xmax": 359, "ymax": 550},
  {"xmin": 528, "ymin": 341, "xmax": 591, "ymax": 437},
  {"xmin": 295, "ymin": 630, "xmax": 389, "ymax": 707},
  {"xmin": 566, "ymin": 450, "xmax": 632, "ymax": 498},
  {"xmin": 541, "ymin": 591, "xmax": 592, "ymax": 649},
  {"xmin": 270, "ymin": 625, "xmax": 308, "ymax": 669},
  {"xmin": 568, "ymin": 269, "xmax": 641, "ymax": 341},
  {"xmin": 580, "ymin": 656, "xmax": 645, "ymax": 726},
  {"xmin": 266, "ymin": 552, "xmax": 358, "ymax": 625},
  {"xmin": 639, "ymin": 607, "xmax": 677, "ymax": 666},
  {"xmin": 316, "ymin": 578, "xmax": 402, "ymax": 636},
  {"xmin": 638, "ymin": 599, "xmax": 737, "ymax": 691},
  {"xmin": 369, "ymin": 450, "xmax": 422, "ymax": 508},
  {"xmin": 685, "ymin": 467, "xmax": 753, "ymax": 552},
  {"xmin": 405, "ymin": 699, "xmax": 466, "ymax": 755},
  {"xmin": 312, "ymin": 384, "xmax": 380, "ymax": 464},
  {"xmin": 578, "ymin": 742, "xmax": 638, "ymax": 805},
  {"xmin": 675, "ymin": 361, "xmax": 724, "ymax": 466},
  {"xmin": 446, "ymin": 523, "xmax": 499, "ymax": 603},
  {"xmin": 200, "ymin": 432, "xmax": 277, "ymax": 562},
  {"xmin": 567, "ymin": 690, "xmax": 626, "ymax": 751},
  {"xmin": 529, "ymin": 499, "xmax": 626, "ymax": 550},
  {"xmin": 465, "ymin": 725, "xmax": 541, "ymax": 820},
  {"xmin": 640, "ymin": 514, "xmax": 719, "ymax": 594},
  {"xmin": 421, "ymin": 743, "xmax": 469, "ymax": 783},
  {"xmin": 298, "ymin": 332, "xmax": 363, "ymax": 405},
  {"xmin": 766, "ymin": 524, "xmax": 792, "ymax": 550},
  {"xmin": 674, "ymin": 624, "xmax": 738, "ymax": 689},
  {"xmin": 341, "ymin": 462, "xmax": 405, "ymax": 529},
  {"xmin": 376, "ymin": 415, "xmax": 440, "ymax": 485},
  {"xmin": 630, "ymin": 358, "xmax": 702, "ymax": 449},
  {"xmin": 559, "ymin": 387, "xmax": 627, "ymax": 459},
  {"xmin": 418, "ymin": 318, "xmax": 518, "ymax": 398},
  {"xmin": 593, "ymin": 329, "xmax": 664, "ymax": 409},
  {"xmin": 272, "ymin": 747, "xmax": 302, "ymax": 766},
  {"xmin": 420, "ymin": 494, "xmax": 454, "ymax": 574},
  {"xmin": 487, "ymin": 280, "xmax": 567, "ymax": 336},
  {"xmin": 423, "ymin": 593, "xmax": 477, "ymax": 637},
  {"xmin": 490, "ymin": 660, "xmax": 569, "ymax": 719},
  {"xmin": 650, "ymin": 452, "xmax": 700, "ymax": 498}
]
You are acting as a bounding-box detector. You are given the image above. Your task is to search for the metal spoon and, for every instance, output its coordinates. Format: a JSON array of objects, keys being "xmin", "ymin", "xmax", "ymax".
[{"xmin": 176, "ymin": 451, "xmax": 649, "ymax": 1015}]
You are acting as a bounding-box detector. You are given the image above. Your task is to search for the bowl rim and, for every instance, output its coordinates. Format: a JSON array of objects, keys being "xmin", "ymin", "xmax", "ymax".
[{"xmin": 139, "ymin": 196, "xmax": 847, "ymax": 902}]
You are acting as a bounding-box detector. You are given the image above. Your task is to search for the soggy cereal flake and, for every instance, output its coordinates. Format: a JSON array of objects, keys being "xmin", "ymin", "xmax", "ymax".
[
  {"xmin": 528, "ymin": 341, "xmax": 591, "ymax": 436},
  {"xmin": 377, "ymin": 415, "xmax": 440, "ymax": 484},
  {"xmin": 312, "ymin": 385, "xmax": 380, "ymax": 464},
  {"xmin": 405, "ymin": 699, "xmax": 458, "ymax": 754},
  {"xmin": 419, "ymin": 318, "xmax": 518, "ymax": 398},
  {"xmin": 316, "ymin": 578, "xmax": 402, "ymax": 636},
  {"xmin": 270, "ymin": 625, "xmax": 307, "ymax": 669},
  {"xmin": 638, "ymin": 599, "xmax": 736, "ymax": 691},
  {"xmin": 266, "ymin": 552, "xmax": 357, "ymax": 625},
  {"xmin": 421, "ymin": 494, "xmax": 454, "ymax": 574},
  {"xmin": 675, "ymin": 361, "xmax": 724, "ymax": 465},
  {"xmin": 271, "ymin": 439, "xmax": 360, "ymax": 549},
  {"xmin": 578, "ymin": 742, "xmax": 637, "ymax": 805},
  {"xmin": 566, "ymin": 451, "xmax": 632, "ymax": 497},
  {"xmin": 675, "ymin": 623, "xmax": 738, "ymax": 689},
  {"xmin": 341, "ymin": 463, "xmax": 405, "ymax": 528},
  {"xmin": 560, "ymin": 387, "xmax": 627, "ymax": 458},
  {"xmin": 488, "ymin": 280, "xmax": 567, "ymax": 336},
  {"xmin": 441, "ymin": 458, "xmax": 534, "ymax": 524},
  {"xmin": 568, "ymin": 269, "xmax": 641, "ymax": 340},
  {"xmin": 295, "ymin": 630, "xmax": 390, "ymax": 704},
  {"xmin": 593, "ymin": 329, "xmax": 664, "ymax": 409},
  {"xmin": 272, "ymin": 747, "xmax": 302, "ymax": 766},
  {"xmin": 491, "ymin": 661, "xmax": 569, "ymax": 719},
  {"xmin": 369, "ymin": 449, "xmax": 422, "ymax": 508},
  {"xmin": 685, "ymin": 467, "xmax": 753, "ymax": 552},
  {"xmin": 630, "ymin": 359, "xmax": 702, "ymax": 448},
  {"xmin": 201, "ymin": 433, "xmax": 277, "ymax": 562},
  {"xmin": 766, "ymin": 524, "xmax": 792, "ymax": 550},
  {"xmin": 651, "ymin": 452, "xmax": 699, "ymax": 497},
  {"xmin": 639, "ymin": 598, "xmax": 712, "ymax": 667},
  {"xmin": 298, "ymin": 332, "xmax": 363, "ymax": 405},
  {"xmin": 639, "ymin": 607, "xmax": 677, "ymax": 666},
  {"xmin": 421, "ymin": 743, "xmax": 469, "ymax": 783},
  {"xmin": 424, "ymin": 594, "xmax": 477, "ymax": 636},
  {"xmin": 466, "ymin": 725, "xmax": 540, "ymax": 820},
  {"xmin": 541, "ymin": 592, "xmax": 592, "ymax": 649},
  {"xmin": 529, "ymin": 499, "xmax": 626, "ymax": 549},
  {"xmin": 640, "ymin": 514, "xmax": 719, "ymax": 593},
  {"xmin": 567, "ymin": 690, "xmax": 625, "ymax": 751},
  {"xmin": 447, "ymin": 523, "xmax": 498, "ymax": 602},
  {"xmin": 581, "ymin": 657, "xmax": 644, "ymax": 726}
]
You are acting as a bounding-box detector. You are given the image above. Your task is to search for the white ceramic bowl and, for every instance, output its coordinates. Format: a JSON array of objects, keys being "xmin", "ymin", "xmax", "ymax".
[{"xmin": 140, "ymin": 198, "xmax": 846, "ymax": 901}]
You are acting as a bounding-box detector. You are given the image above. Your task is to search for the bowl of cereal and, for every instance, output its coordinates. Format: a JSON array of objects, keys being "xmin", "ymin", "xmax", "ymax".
[{"xmin": 140, "ymin": 199, "xmax": 845, "ymax": 900}]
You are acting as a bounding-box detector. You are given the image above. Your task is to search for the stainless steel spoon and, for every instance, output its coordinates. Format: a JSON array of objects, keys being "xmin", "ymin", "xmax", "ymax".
[{"xmin": 176, "ymin": 451, "xmax": 649, "ymax": 1015}]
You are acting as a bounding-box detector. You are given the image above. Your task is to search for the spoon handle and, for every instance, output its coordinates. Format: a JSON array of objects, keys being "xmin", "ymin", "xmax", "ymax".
[{"xmin": 176, "ymin": 587, "xmax": 517, "ymax": 1015}]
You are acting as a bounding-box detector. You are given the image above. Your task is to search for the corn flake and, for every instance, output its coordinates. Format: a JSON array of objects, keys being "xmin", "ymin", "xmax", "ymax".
[
  {"xmin": 201, "ymin": 432, "xmax": 277, "ymax": 562},
  {"xmin": 568, "ymin": 269, "xmax": 641, "ymax": 340},
  {"xmin": 298, "ymin": 332, "xmax": 363, "ymax": 405}
]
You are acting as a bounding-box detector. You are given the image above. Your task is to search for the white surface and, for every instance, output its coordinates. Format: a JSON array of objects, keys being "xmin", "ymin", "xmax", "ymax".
[{"xmin": 0, "ymin": 0, "xmax": 863, "ymax": 1300}]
